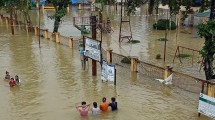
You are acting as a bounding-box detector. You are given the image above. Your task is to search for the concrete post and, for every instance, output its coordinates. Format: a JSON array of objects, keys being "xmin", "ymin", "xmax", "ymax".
[
  {"xmin": 26, "ymin": 24, "xmax": 28, "ymax": 32},
  {"xmin": 67, "ymin": 5, "xmax": 70, "ymax": 13},
  {"xmin": 5, "ymin": 17, "xmax": 9, "ymax": 26},
  {"xmin": 36, "ymin": 2, "xmax": 39, "ymax": 9},
  {"xmin": 44, "ymin": 29, "xmax": 49, "ymax": 39},
  {"xmin": 55, "ymin": 32, "xmax": 60, "ymax": 43},
  {"xmin": 18, "ymin": 21, "xmax": 21, "ymax": 30},
  {"xmin": 130, "ymin": 56, "xmax": 138, "ymax": 72},
  {"xmin": 68, "ymin": 36, "xmax": 73, "ymax": 48},
  {"xmin": 34, "ymin": 26, "xmax": 38, "ymax": 35},
  {"xmin": 78, "ymin": 4, "xmax": 82, "ymax": 10},
  {"xmin": 164, "ymin": 66, "xmax": 173, "ymax": 80},
  {"xmin": 208, "ymin": 84, "xmax": 215, "ymax": 98},
  {"xmin": 106, "ymin": 48, "xmax": 113, "ymax": 64},
  {"xmin": 0, "ymin": 15, "xmax": 2, "ymax": 24},
  {"xmin": 42, "ymin": 5, "xmax": 45, "ymax": 14},
  {"xmin": 164, "ymin": 68, "xmax": 168, "ymax": 80}
]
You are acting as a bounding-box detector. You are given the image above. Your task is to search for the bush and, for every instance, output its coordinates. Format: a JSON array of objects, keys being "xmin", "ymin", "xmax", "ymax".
[
  {"xmin": 156, "ymin": 54, "xmax": 161, "ymax": 59},
  {"xmin": 176, "ymin": 54, "xmax": 190, "ymax": 58},
  {"xmin": 121, "ymin": 57, "xmax": 131, "ymax": 64},
  {"xmin": 153, "ymin": 19, "xmax": 176, "ymax": 30},
  {"xmin": 157, "ymin": 38, "xmax": 168, "ymax": 41},
  {"xmin": 128, "ymin": 40, "xmax": 140, "ymax": 44}
]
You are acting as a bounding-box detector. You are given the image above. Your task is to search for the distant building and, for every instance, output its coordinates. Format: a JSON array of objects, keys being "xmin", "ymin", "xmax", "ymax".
[
  {"xmin": 72, "ymin": 0, "xmax": 91, "ymax": 4},
  {"xmin": 31, "ymin": 0, "xmax": 46, "ymax": 5}
]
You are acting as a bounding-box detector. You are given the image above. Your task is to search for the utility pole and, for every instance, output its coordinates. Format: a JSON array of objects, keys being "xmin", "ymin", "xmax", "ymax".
[
  {"xmin": 9, "ymin": 0, "xmax": 14, "ymax": 35},
  {"xmin": 91, "ymin": 15, "xmax": 97, "ymax": 76}
]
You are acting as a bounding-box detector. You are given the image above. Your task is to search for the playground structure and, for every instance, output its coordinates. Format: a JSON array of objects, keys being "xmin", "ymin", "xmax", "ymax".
[{"xmin": 173, "ymin": 46, "xmax": 201, "ymax": 66}]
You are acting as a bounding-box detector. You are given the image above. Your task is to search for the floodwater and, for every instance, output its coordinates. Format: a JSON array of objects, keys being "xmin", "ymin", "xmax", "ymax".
[
  {"xmin": 28, "ymin": 5, "xmax": 205, "ymax": 79},
  {"xmin": 0, "ymin": 5, "xmax": 211, "ymax": 120}
]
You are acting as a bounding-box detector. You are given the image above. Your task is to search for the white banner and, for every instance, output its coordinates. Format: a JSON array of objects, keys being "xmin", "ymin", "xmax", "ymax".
[
  {"xmin": 107, "ymin": 64, "xmax": 115, "ymax": 82},
  {"xmin": 84, "ymin": 38, "xmax": 101, "ymax": 62},
  {"xmin": 198, "ymin": 93, "xmax": 215, "ymax": 119},
  {"xmin": 101, "ymin": 59, "xmax": 115, "ymax": 82},
  {"xmin": 101, "ymin": 60, "xmax": 107, "ymax": 81}
]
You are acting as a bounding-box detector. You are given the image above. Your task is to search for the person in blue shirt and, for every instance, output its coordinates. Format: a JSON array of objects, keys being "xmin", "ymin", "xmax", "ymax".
[{"xmin": 109, "ymin": 97, "xmax": 117, "ymax": 111}]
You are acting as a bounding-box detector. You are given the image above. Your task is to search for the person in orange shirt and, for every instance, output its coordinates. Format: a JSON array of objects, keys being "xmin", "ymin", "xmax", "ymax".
[{"xmin": 100, "ymin": 97, "xmax": 109, "ymax": 112}]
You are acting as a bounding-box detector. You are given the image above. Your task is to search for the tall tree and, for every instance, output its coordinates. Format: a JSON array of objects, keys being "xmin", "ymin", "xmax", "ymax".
[{"xmin": 47, "ymin": 0, "xmax": 70, "ymax": 33}]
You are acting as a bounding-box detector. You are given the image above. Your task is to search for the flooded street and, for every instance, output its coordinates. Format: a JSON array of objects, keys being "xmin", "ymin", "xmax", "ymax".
[{"xmin": 0, "ymin": 5, "xmax": 211, "ymax": 120}]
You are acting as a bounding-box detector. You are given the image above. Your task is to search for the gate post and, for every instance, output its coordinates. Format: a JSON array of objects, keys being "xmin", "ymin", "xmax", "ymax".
[
  {"xmin": 131, "ymin": 56, "xmax": 138, "ymax": 72},
  {"xmin": 44, "ymin": 29, "xmax": 49, "ymax": 39},
  {"xmin": 106, "ymin": 48, "xmax": 113, "ymax": 64},
  {"xmin": 68, "ymin": 36, "xmax": 73, "ymax": 48}
]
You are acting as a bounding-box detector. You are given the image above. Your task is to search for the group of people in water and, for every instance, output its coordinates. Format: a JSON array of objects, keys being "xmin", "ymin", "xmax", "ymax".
[
  {"xmin": 4, "ymin": 71, "xmax": 20, "ymax": 87},
  {"xmin": 76, "ymin": 97, "xmax": 117, "ymax": 117}
]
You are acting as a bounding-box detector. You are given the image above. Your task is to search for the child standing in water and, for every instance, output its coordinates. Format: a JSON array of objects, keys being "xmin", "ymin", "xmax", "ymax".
[
  {"xmin": 100, "ymin": 97, "xmax": 109, "ymax": 112},
  {"xmin": 15, "ymin": 75, "xmax": 20, "ymax": 85},
  {"xmin": 76, "ymin": 101, "xmax": 90, "ymax": 117},
  {"xmin": 5, "ymin": 71, "xmax": 10, "ymax": 80},
  {"xmin": 9, "ymin": 78, "xmax": 16, "ymax": 87},
  {"xmin": 109, "ymin": 97, "xmax": 118, "ymax": 111},
  {"xmin": 92, "ymin": 102, "xmax": 100, "ymax": 116}
]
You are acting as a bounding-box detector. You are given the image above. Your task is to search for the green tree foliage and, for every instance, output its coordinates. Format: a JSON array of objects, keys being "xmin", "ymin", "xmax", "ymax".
[
  {"xmin": 0, "ymin": 0, "xmax": 32, "ymax": 25},
  {"xmin": 198, "ymin": 20, "xmax": 215, "ymax": 80},
  {"xmin": 47, "ymin": 0, "xmax": 70, "ymax": 33},
  {"xmin": 126, "ymin": 0, "xmax": 146, "ymax": 15}
]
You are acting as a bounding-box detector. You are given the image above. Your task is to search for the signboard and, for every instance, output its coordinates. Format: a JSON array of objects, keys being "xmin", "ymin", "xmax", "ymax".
[
  {"xmin": 198, "ymin": 93, "xmax": 215, "ymax": 119},
  {"xmin": 84, "ymin": 37, "xmax": 101, "ymax": 62},
  {"xmin": 101, "ymin": 59, "xmax": 115, "ymax": 82}
]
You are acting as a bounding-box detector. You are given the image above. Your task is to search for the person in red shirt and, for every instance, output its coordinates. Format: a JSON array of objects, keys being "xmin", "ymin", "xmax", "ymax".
[
  {"xmin": 9, "ymin": 78, "xmax": 16, "ymax": 87},
  {"xmin": 100, "ymin": 97, "xmax": 109, "ymax": 112}
]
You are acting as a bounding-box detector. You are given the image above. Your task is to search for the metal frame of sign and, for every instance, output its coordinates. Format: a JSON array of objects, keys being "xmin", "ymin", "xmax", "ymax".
[{"xmin": 83, "ymin": 36, "xmax": 102, "ymax": 62}]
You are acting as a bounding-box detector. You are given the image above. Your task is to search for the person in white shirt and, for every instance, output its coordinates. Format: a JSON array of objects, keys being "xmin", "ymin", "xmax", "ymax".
[{"xmin": 92, "ymin": 102, "xmax": 100, "ymax": 116}]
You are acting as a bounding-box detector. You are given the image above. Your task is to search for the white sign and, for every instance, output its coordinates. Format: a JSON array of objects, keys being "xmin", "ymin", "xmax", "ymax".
[
  {"xmin": 107, "ymin": 64, "xmax": 115, "ymax": 82},
  {"xmin": 198, "ymin": 93, "xmax": 215, "ymax": 119},
  {"xmin": 84, "ymin": 38, "xmax": 101, "ymax": 62},
  {"xmin": 101, "ymin": 59, "xmax": 115, "ymax": 82},
  {"xmin": 101, "ymin": 60, "xmax": 107, "ymax": 81}
]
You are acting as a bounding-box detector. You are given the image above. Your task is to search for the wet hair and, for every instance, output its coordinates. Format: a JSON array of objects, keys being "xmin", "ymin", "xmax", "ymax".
[
  {"xmin": 102, "ymin": 97, "xmax": 106, "ymax": 102},
  {"xmin": 111, "ymin": 97, "xmax": 116, "ymax": 102},
  {"xmin": 93, "ymin": 102, "xmax": 97, "ymax": 108},
  {"xmin": 81, "ymin": 101, "xmax": 86, "ymax": 105}
]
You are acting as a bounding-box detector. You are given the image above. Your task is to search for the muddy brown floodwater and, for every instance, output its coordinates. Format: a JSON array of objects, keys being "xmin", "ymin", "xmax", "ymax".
[{"xmin": 0, "ymin": 5, "xmax": 211, "ymax": 120}]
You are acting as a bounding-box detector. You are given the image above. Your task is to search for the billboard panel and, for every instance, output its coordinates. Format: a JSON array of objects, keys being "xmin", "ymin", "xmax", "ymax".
[{"xmin": 84, "ymin": 37, "xmax": 101, "ymax": 62}]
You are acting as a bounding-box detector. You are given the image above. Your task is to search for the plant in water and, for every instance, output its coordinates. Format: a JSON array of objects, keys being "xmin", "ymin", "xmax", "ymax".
[
  {"xmin": 156, "ymin": 54, "xmax": 161, "ymax": 59},
  {"xmin": 176, "ymin": 54, "xmax": 190, "ymax": 58},
  {"xmin": 153, "ymin": 19, "xmax": 176, "ymax": 30},
  {"xmin": 121, "ymin": 57, "xmax": 131, "ymax": 64},
  {"xmin": 157, "ymin": 38, "xmax": 168, "ymax": 41},
  {"xmin": 128, "ymin": 40, "xmax": 140, "ymax": 44}
]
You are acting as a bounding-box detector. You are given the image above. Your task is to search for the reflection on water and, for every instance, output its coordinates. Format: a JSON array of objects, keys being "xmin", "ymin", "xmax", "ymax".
[{"xmin": 0, "ymin": 5, "xmax": 211, "ymax": 120}]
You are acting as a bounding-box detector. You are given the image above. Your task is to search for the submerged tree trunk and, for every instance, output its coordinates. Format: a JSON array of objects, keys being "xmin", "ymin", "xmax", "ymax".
[
  {"xmin": 53, "ymin": 17, "xmax": 60, "ymax": 33},
  {"xmin": 204, "ymin": 0, "xmax": 215, "ymax": 80},
  {"xmin": 204, "ymin": 36, "xmax": 214, "ymax": 80}
]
